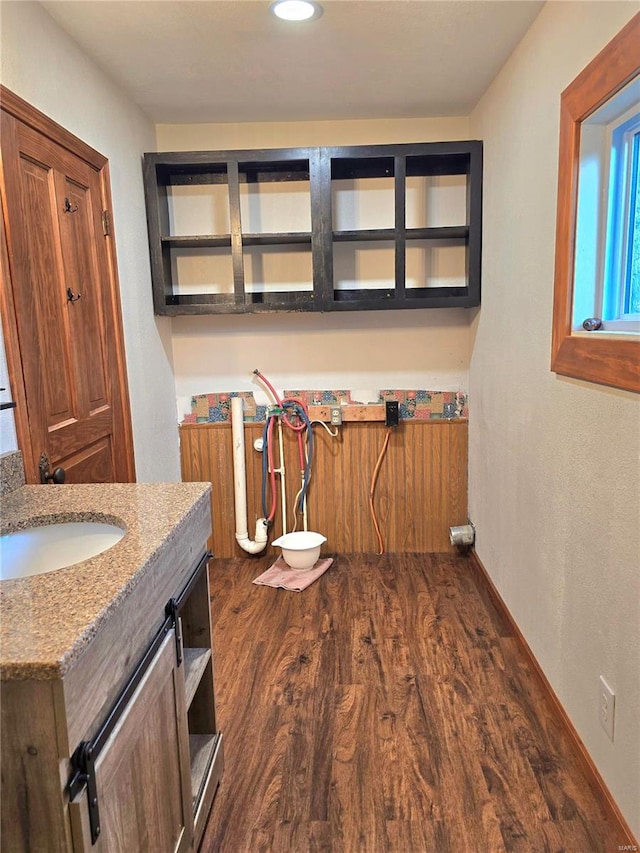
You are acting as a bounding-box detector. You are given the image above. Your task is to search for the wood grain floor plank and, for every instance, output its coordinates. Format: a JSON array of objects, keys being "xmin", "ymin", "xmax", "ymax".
[
  {"xmin": 200, "ymin": 553, "xmax": 628, "ymax": 852},
  {"xmin": 331, "ymin": 683, "xmax": 388, "ymax": 853}
]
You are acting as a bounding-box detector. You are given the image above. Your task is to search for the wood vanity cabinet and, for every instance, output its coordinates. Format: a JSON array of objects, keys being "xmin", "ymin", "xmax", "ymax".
[{"xmin": 1, "ymin": 551, "xmax": 223, "ymax": 853}]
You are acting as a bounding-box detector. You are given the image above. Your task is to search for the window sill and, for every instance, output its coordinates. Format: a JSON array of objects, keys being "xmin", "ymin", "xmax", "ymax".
[
  {"xmin": 551, "ymin": 334, "xmax": 640, "ymax": 392},
  {"xmin": 572, "ymin": 329, "xmax": 640, "ymax": 341}
]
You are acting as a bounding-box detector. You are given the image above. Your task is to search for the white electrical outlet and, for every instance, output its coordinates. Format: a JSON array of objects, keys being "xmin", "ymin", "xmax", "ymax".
[
  {"xmin": 599, "ymin": 675, "xmax": 615, "ymax": 741},
  {"xmin": 330, "ymin": 406, "xmax": 342, "ymax": 426}
]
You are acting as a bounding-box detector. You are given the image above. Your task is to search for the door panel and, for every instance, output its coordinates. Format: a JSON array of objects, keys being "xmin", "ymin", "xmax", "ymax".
[
  {"xmin": 69, "ymin": 632, "xmax": 193, "ymax": 853},
  {"xmin": 55, "ymin": 436, "xmax": 114, "ymax": 484},
  {"xmin": 57, "ymin": 172, "xmax": 110, "ymax": 414},
  {"xmin": 0, "ymin": 90, "xmax": 135, "ymax": 483},
  {"xmin": 18, "ymin": 154, "xmax": 76, "ymax": 427},
  {"xmin": 47, "ymin": 410, "xmax": 116, "ymax": 485}
]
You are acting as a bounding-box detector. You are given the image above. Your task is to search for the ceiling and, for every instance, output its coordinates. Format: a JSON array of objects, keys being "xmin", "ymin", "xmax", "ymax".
[{"xmin": 40, "ymin": 0, "xmax": 544, "ymax": 124}]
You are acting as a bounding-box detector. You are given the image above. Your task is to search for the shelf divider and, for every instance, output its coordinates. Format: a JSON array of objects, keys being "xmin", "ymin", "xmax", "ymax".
[
  {"xmin": 242, "ymin": 232, "xmax": 312, "ymax": 246},
  {"xmin": 189, "ymin": 733, "xmax": 218, "ymax": 810},
  {"xmin": 161, "ymin": 235, "xmax": 231, "ymax": 249},
  {"xmin": 183, "ymin": 647, "xmax": 212, "ymax": 710},
  {"xmin": 227, "ymin": 160, "xmax": 246, "ymax": 308},
  {"xmin": 395, "ymin": 154, "xmax": 406, "ymax": 301}
]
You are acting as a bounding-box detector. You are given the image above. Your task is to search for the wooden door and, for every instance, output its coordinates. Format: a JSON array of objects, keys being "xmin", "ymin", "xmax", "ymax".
[
  {"xmin": 0, "ymin": 88, "xmax": 135, "ymax": 483},
  {"xmin": 69, "ymin": 631, "xmax": 193, "ymax": 853}
]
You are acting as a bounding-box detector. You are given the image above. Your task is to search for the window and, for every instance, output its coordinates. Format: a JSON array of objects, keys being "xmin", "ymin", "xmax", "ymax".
[
  {"xmin": 611, "ymin": 115, "xmax": 640, "ymax": 319},
  {"xmin": 574, "ymin": 92, "xmax": 640, "ymax": 333},
  {"xmin": 551, "ymin": 13, "xmax": 640, "ymax": 393}
]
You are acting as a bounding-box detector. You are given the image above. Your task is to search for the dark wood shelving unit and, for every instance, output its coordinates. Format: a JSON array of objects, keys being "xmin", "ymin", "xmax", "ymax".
[{"xmin": 143, "ymin": 141, "xmax": 482, "ymax": 314}]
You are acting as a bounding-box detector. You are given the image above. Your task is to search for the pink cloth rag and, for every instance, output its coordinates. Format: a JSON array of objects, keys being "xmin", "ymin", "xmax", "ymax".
[{"xmin": 252, "ymin": 556, "xmax": 333, "ymax": 592}]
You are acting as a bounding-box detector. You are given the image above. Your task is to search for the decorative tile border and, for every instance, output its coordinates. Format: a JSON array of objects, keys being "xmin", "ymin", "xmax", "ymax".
[
  {"xmin": 379, "ymin": 390, "xmax": 468, "ymax": 420},
  {"xmin": 284, "ymin": 390, "xmax": 352, "ymax": 406},
  {"xmin": 182, "ymin": 390, "xmax": 468, "ymax": 424},
  {"xmin": 182, "ymin": 391, "xmax": 267, "ymax": 425}
]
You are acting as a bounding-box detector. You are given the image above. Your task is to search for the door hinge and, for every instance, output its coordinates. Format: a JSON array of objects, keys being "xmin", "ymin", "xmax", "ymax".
[
  {"xmin": 165, "ymin": 598, "xmax": 183, "ymax": 666},
  {"xmin": 68, "ymin": 742, "xmax": 101, "ymax": 843},
  {"xmin": 101, "ymin": 209, "xmax": 111, "ymax": 236}
]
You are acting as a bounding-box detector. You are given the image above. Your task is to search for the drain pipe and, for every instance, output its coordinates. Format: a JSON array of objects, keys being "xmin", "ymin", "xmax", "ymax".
[{"xmin": 231, "ymin": 396, "xmax": 268, "ymax": 554}]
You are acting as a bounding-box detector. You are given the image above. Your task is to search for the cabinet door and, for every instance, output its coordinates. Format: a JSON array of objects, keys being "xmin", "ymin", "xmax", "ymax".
[{"xmin": 69, "ymin": 631, "xmax": 192, "ymax": 853}]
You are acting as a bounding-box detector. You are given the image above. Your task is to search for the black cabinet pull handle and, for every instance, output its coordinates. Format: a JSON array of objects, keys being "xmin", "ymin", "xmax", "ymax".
[{"xmin": 67, "ymin": 287, "xmax": 82, "ymax": 303}]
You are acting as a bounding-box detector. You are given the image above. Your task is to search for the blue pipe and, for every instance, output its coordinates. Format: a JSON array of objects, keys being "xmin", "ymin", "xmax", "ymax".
[
  {"xmin": 260, "ymin": 401, "xmax": 315, "ymax": 522},
  {"xmin": 261, "ymin": 413, "xmax": 275, "ymax": 521}
]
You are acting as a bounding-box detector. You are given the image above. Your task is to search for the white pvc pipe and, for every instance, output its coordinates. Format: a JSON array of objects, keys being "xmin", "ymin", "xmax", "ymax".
[
  {"xmin": 278, "ymin": 418, "xmax": 287, "ymax": 535},
  {"xmin": 231, "ymin": 397, "xmax": 268, "ymax": 554}
]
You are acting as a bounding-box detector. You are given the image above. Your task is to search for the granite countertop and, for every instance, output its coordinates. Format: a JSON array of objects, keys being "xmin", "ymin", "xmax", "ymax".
[{"xmin": 0, "ymin": 481, "xmax": 211, "ymax": 681}]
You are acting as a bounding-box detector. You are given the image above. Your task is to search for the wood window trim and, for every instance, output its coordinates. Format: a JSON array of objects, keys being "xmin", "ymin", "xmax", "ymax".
[{"xmin": 551, "ymin": 13, "xmax": 640, "ymax": 394}]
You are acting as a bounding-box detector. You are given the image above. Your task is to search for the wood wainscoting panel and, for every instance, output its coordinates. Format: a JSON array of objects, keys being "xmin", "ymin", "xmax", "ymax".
[{"xmin": 180, "ymin": 420, "xmax": 468, "ymax": 557}]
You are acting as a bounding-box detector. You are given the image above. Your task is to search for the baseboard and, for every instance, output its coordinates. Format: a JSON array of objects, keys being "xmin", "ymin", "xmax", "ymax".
[{"xmin": 468, "ymin": 550, "xmax": 638, "ymax": 847}]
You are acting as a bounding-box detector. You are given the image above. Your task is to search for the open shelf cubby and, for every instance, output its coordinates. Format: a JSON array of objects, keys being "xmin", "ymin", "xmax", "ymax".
[{"xmin": 176, "ymin": 556, "xmax": 223, "ymax": 845}]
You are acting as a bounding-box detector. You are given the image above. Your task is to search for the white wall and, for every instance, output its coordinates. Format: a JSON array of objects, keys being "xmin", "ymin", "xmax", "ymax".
[
  {"xmin": 156, "ymin": 116, "xmax": 470, "ymax": 151},
  {"xmin": 469, "ymin": 2, "xmax": 640, "ymax": 836},
  {"xmin": 157, "ymin": 118, "xmax": 475, "ymax": 411},
  {"xmin": 0, "ymin": 1, "xmax": 180, "ymax": 481},
  {"xmin": 0, "ymin": 324, "xmax": 17, "ymax": 453}
]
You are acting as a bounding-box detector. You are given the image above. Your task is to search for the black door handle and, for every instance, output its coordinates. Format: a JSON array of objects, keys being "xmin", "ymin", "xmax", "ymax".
[{"xmin": 39, "ymin": 453, "xmax": 66, "ymax": 484}]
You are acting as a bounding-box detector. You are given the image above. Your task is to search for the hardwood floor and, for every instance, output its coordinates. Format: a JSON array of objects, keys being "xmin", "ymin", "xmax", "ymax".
[{"xmin": 201, "ymin": 554, "xmax": 624, "ymax": 852}]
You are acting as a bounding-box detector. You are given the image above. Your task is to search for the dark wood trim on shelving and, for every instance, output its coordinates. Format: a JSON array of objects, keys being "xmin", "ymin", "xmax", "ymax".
[
  {"xmin": 394, "ymin": 154, "xmax": 407, "ymax": 301},
  {"xmin": 468, "ymin": 550, "xmax": 638, "ymax": 848},
  {"xmin": 332, "ymin": 228, "xmax": 396, "ymax": 242},
  {"xmin": 407, "ymin": 226, "xmax": 469, "ymax": 241},
  {"xmin": 162, "ymin": 235, "xmax": 232, "ymax": 248},
  {"xmin": 331, "ymin": 287, "xmax": 471, "ymax": 310},
  {"xmin": 466, "ymin": 141, "xmax": 483, "ymax": 306},
  {"xmin": 310, "ymin": 147, "xmax": 332, "ymax": 310},
  {"xmin": 242, "ymin": 232, "xmax": 312, "ymax": 246},
  {"xmin": 244, "ymin": 290, "xmax": 315, "ymax": 310},
  {"xmin": 226, "ymin": 160, "xmax": 245, "ymax": 307}
]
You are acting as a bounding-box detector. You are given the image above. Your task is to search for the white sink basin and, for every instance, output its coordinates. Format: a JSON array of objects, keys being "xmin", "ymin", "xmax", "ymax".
[{"xmin": 0, "ymin": 522, "xmax": 126, "ymax": 581}]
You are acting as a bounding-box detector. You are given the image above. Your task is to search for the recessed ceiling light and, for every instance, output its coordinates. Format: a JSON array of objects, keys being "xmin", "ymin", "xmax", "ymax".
[{"xmin": 270, "ymin": 0, "xmax": 323, "ymax": 22}]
